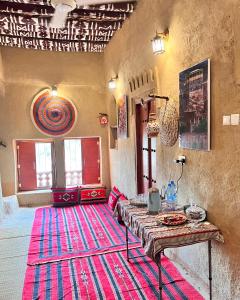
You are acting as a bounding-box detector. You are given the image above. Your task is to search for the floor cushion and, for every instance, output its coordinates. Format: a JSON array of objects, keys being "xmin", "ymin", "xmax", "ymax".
[
  {"xmin": 52, "ymin": 187, "xmax": 79, "ymax": 207},
  {"xmin": 108, "ymin": 186, "xmax": 122, "ymax": 210}
]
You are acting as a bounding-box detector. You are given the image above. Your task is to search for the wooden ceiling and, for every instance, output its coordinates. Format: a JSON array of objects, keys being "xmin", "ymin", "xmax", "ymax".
[{"xmin": 0, "ymin": 0, "xmax": 136, "ymax": 52}]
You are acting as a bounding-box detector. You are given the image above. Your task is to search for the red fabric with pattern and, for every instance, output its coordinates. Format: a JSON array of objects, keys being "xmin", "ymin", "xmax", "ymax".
[
  {"xmin": 119, "ymin": 194, "xmax": 127, "ymax": 202},
  {"xmin": 108, "ymin": 186, "xmax": 122, "ymax": 210},
  {"xmin": 112, "ymin": 186, "xmax": 120, "ymax": 194},
  {"xmin": 52, "ymin": 187, "xmax": 79, "ymax": 206}
]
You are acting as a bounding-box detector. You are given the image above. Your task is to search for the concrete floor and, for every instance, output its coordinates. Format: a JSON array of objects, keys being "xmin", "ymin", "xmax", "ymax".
[{"xmin": 0, "ymin": 208, "xmax": 36, "ymax": 300}]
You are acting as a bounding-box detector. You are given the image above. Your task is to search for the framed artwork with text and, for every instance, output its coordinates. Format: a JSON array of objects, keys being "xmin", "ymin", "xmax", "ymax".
[
  {"xmin": 179, "ymin": 59, "xmax": 210, "ymax": 151},
  {"xmin": 117, "ymin": 95, "xmax": 128, "ymax": 139}
]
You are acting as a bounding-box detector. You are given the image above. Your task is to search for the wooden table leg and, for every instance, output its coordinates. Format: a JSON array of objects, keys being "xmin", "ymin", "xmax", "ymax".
[{"xmin": 208, "ymin": 240, "xmax": 212, "ymax": 300}]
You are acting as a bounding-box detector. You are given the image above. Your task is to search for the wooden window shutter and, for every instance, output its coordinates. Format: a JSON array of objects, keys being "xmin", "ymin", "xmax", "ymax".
[
  {"xmin": 17, "ymin": 141, "xmax": 37, "ymax": 191},
  {"xmin": 81, "ymin": 137, "xmax": 100, "ymax": 185}
]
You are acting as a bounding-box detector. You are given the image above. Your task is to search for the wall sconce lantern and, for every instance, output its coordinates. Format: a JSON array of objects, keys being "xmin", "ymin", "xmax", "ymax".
[
  {"xmin": 51, "ymin": 86, "xmax": 58, "ymax": 96},
  {"xmin": 108, "ymin": 76, "xmax": 118, "ymax": 90},
  {"xmin": 151, "ymin": 29, "xmax": 169, "ymax": 55}
]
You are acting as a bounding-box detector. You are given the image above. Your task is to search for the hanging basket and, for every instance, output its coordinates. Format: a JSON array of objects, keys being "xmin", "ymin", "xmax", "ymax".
[
  {"xmin": 146, "ymin": 113, "xmax": 160, "ymax": 138},
  {"xmin": 158, "ymin": 101, "xmax": 179, "ymax": 147}
]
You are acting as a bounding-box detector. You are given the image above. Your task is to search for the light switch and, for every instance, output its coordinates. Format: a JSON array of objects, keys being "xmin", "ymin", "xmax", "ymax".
[
  {"xmin": 230, "ymin": 114, "xmax": 239, "ymax": 125},
  {"xmin": 223, "ymin": 115, "xmax": 231, "ymax": 125}
]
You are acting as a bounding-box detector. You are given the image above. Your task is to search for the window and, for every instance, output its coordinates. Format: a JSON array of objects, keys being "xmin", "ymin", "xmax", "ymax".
[
  {"xmin": 35, "ymin": 143, "xmax": 52, "ymax": 188},
  {"xmin": 64, "ymin": 137, "xmax": 101, "ymax": 186},
  {"xmin": 64, "ymin": 139, "xmax": 82, "ymax": 186},
  {"xmin": 16, "ymin": 137, "xmax": 101, "ymax": 192},
  {"xmin": 16, "ymin": 141, "xmax": 53, "ymax": 191}
]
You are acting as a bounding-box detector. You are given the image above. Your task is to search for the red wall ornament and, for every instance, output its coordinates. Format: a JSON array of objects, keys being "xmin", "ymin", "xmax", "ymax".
[{"xmin": 98, "ymin": 113, "xmax": 108, "ymax": 126}]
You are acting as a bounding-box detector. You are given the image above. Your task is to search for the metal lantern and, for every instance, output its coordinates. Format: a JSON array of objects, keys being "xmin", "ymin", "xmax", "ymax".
[
  {"xmin": 151, "ymin": 30, "xmax": 168, "ymax": 55},
  {"xmin": 108, "ymin": 76, "xmax": 118, "ymax": 90}
]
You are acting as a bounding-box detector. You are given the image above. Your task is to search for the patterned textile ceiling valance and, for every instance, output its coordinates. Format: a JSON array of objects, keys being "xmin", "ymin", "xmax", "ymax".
[
  {"xmin": 0, "ymin": 0, "xmax": 136, "ymax": 52},
  {"xmin": 31, "ymin": 89, "xmax": 77, "ymax": 136}
]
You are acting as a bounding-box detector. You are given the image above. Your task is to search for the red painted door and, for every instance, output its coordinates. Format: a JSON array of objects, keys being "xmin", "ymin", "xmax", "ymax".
[
  {"xmin": 81, "ymin": 137, "xmax": 100, "ymax": 185},
  {"xmin": 151, "ymin": 137, "xmax": 157, "ymax": 187},
  {"xmin": 136, "ymin": 104, "xmax": 144, "ymax": 194},
  {"xmin": 136, "ymin": 103, "xmax": 153, "ymax": 194},
  {"xmin": 17, "ymin": 141, "xmax": 37, "ymax": 191},
  {"xmin": 142, "ymin": 104, "xmax": 151, "ymax": 192}
]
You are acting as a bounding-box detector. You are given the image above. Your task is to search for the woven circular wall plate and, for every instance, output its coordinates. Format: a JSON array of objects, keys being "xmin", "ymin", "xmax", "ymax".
[
  {"xmin": 158, "ymin": 102, "xmax": 179, "ymax": 147},
  {"xmin": 31, "ymin": 89, "xmax": 77, "ymax": 137}
]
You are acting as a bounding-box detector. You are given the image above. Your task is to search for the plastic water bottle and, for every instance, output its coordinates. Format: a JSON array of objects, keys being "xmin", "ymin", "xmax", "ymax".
[
  {"xmin": 170, "ymin": 180, "xmax": 177, "ymax": 210},
  {"xmin": 166, "ymin": 181, "xmax": 177, "ymax": 210},
  {"xmin": 166, "ymin": 183, "xmax": 172, "ymax": 202}
]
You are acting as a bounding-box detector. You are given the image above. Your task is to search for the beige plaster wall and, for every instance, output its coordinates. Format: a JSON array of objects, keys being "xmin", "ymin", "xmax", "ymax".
[
  {"xmin": 0, "ymin": 49, "xmax": 4, "ymax": 98},
  {"xmin": 0, "ymin": 48, "xmax": 5, "ymax": 197},
  {"xmin": 0, "ymin": 47, "xmax": 110, "ymax": 203},
  {"xmin": 104, "ymin": 0, "xmax": 240, "ymax": 299}
]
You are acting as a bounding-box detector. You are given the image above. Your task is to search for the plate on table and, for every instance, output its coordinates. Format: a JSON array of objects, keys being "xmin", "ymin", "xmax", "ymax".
[{"xmin": 158, "ymin": 213, "xmax": 187, "ymax": 226}]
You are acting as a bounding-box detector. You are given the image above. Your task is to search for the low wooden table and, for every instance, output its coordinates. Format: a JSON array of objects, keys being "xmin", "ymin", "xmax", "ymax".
[{"xmin": 117, "ymin": 201, "xmax": 224, "ymax": 300}]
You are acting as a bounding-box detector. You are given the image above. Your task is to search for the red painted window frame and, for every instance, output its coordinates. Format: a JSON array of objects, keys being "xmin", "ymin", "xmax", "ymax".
[
  {"xmin": 16, "ymin": 140, "xmax": 54, "ymax": 192},
  {"xmin": 81, "ymin": 137, "xmax": 101, "ymax": 185}
]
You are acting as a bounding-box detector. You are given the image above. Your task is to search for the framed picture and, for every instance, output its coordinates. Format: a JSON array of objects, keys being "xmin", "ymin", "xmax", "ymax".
[
  {"xmin": 117, "ymin": 95, "xmax": 128, "ymax": 139},
  {"xmin": 179, "ymin": 59, "xmax": 210, "ymax": 151}
]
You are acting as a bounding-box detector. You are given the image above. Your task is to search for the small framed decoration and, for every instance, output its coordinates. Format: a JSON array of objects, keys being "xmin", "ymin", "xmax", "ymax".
[
  {"xmin": 98, "ymin": 113, "xmax": 108, "ymax": 126},
  {"xmin": 117, "ymin": 95, "xmax": 128, "ymax": 139},
  {"xmin": 179, "ymin": 59, "xmax": 210, "ymax": 151}
]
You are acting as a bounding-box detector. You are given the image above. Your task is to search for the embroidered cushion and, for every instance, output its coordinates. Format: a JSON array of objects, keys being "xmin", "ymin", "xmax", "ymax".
[
  {"xmin": 52, "ymin": 187, "xmax": 79, "ymax": 207},
  {"xmin": 108, "ymin": 186, "xmax": 121, "ymax": 210}
]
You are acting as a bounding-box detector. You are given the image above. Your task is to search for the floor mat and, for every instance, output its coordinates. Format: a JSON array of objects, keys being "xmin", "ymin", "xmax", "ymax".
[
  {"xmin": 23, "ymin": 248, "xmax": 204, "ymax": 300},
  {"xmin": 28, "ymin": 204, "xmax": 140, "ymax": 265}
]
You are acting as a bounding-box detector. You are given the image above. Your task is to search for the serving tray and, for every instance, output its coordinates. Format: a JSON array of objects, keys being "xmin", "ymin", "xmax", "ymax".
[{"xmin": 158, "ymin": 213, "xmax": 187, "ymax": 226}]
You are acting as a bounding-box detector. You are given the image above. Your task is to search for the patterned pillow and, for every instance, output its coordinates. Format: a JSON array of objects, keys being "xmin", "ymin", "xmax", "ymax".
[
  {"xmin": 112, "ymin": 186, "xmax": 120, "ymax": 194},
  {"xmin": 108, "ymin": 186, "xmax": 121, "ymax": 210},
  {"xmin": 52, "ymin": 187, "xmax": 79, "ymax": 207},
  {"xmin": 118, "ymin": 194, "xmax": 127, "ymax": 202}
]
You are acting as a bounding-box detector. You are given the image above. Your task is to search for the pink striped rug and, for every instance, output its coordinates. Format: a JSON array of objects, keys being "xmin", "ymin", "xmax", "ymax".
[
  {"xmin": 28, "ymin": 204, "xmax": 140, "ymax": 265},
  {"xmin": 23, "ymin": 204, "xmax": 205, "ymax": 299},
  {"xmin": 23, "ymin": 248, "xmax": 204, "ymax": 300}
]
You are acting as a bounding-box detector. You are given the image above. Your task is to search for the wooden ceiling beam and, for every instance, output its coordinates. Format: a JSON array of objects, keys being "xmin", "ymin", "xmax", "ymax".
[
  {"xmin": 0, "ymin": 38, "xmax": 106, "ymax": 52},
  {"xmin": 0, "ymin": 11, "xmax": 126, "ymax": 23},
  {"xmin": 0, "ymin": 31, "xmax": 112, "ymax": 42},
  {"xmin": 0, "ymin": 1, "xmax": 136, "ymax": 13},
  {"xmin": 0, "ymin": 23, "xmax": 116, "ymax": 37},
  {"xmin": 0, "ymin": 15, "xmax": 123, "ymax": 30}
]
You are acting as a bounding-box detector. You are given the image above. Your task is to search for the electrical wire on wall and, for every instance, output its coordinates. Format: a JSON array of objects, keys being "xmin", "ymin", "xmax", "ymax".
[{"xmin": 176, "ymin": 162, "xmax": 184, "ymax": 193}]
